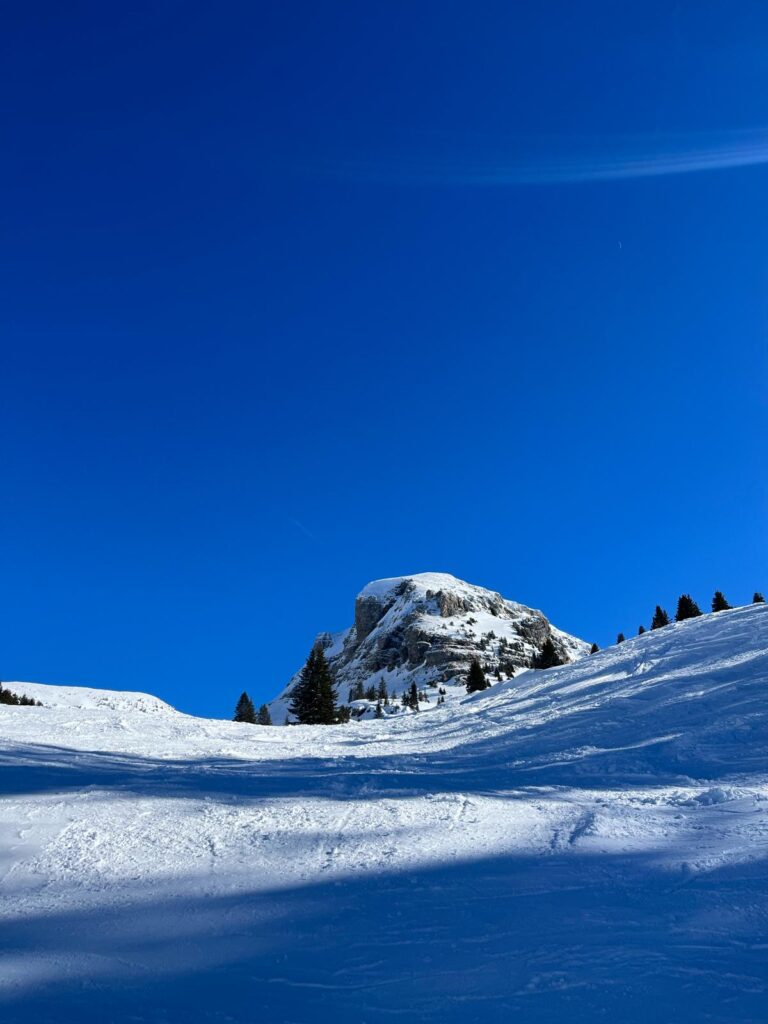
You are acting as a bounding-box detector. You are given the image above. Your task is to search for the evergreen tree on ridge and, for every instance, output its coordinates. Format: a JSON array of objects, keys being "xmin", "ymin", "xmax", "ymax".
[{"xmin": 233, "ymin": 691, "xmax": 257, "ymax": 724}]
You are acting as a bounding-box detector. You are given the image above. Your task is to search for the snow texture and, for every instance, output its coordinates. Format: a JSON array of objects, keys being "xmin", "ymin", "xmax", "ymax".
[{"xmin": 1, "ymin": 603, "xmax": 768, "ymax": 1021}]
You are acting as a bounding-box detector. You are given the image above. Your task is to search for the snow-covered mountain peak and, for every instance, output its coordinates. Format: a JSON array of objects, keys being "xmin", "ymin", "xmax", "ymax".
[
  {"xmin": 358, "ymin": 571, "xmax": 482, "ymax": 601},
  {"xmin": 354, "ymin": 571, "xmax": 536, "ymax": 634},
  {"xmin": 270, "ymin": 571, "xmax": 589, "ymax": 721}
]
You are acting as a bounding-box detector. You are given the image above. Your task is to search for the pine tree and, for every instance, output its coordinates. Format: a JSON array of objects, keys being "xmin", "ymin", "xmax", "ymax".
[
  {"xmin": 616, "ymin": 633, "xmax": 626, "ymax": 644},
  {"xmin": 257, "ymin": 704, "xmax": 272, "ymax": 726},
  {"xmin": 233, "ymin": 691, "xmax": 257, "ymax": 724},
  {"xmin": 337, "ymin": 705, "xmax": 351, "ymax": 724},
  {"xmin": 651, "ymin": 606, "xmax": 670, "ymax": 629},
  {"xmin": 675, "ymin": 594, "xmax": 702, "ymax": 622},
  {"xmin": 0, "ymin": 684, "xmax": 19, "ymax": 706},
  {"xmin": 638, "ymin": 625, "xmax": 646, "ymax": 635},
  {"xmin": 289, "ymin": 647, "xmax": 317, "ymax": 723},
  {"xmin": 374, "ymin": 700, "xmax": 383, "ymax": 718},
  {"xmin": 376, "ymin": 677, "xmax": 387, "ymax": 703},
  {"xmin": 589, "ymin": 643, "xmax": 599, "ymax": 655},
  {"xmin": 534, "ymin": 638, "xmax": 561, "ymax": 669},
  {"xmin": 289, "ymin": 645, "xmax": 338, "ymax": 724},
  {"xmin": 408, "ymin": 681, "xmax": 419, "ymax": 710},
  {"xmin": 314, "ymin": 647, "xmax": 337, "ymax": 724},
  {"xmin": 754, "ymin": 592, "xmax": 766, "ymax": 604},
  {"xmin": 711, "ymin": 590, "xmax": 731, "ymax": 613},
  {"xmin": 365, "ymin": 684, "xmax": 376, "ymax": 702},
  {"xmin": 465, "ymin": 658, "xmax": 489, "ymax": 693}
]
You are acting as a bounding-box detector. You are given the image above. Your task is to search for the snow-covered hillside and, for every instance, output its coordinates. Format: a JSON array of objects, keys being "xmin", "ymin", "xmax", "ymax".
[
  {"xmin": 269, "ymin": 571, "xmax": 589, "ymax": 721},
  {"xmin": 1, "ymin": 603, "xmax": 768, "ymax": 1022},
  {"xmin": 8, "ymin": 681, "xmax": 175, "ymax": 715}
]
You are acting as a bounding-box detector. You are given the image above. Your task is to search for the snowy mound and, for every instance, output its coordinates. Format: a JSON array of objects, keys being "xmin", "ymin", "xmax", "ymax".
[
  {"xmin": 1, "ymin": 602, "xmax": 768, "ymax": 1022},
  {"xmin": 357, "ymin": 571, "xmax": 487, "ymax": 601},
  {"xmin": 270, "ymin": 571, "xmax": 588, "ymax": 721},
  {"xmin": 7, "ymin": 681, "xmax": 176, "ymax": 714}
]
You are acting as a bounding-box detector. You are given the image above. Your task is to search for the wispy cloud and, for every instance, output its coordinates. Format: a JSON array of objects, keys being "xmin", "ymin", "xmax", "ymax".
[
  {"xmin": 288, "ymin": 517, "xmax": 316, "ymax": 541},
  {"xmin": 323, "ymin": 129, "xmax": 768, "ymax": 186}
]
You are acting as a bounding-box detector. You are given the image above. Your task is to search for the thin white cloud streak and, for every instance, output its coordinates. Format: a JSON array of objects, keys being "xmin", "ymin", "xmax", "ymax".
[
  {"xmin": 288, "ymin": 517, "xmax": 316, "ymax": 541},
  {"xmin": 327, "ymin": 129, "xmax": 768, "ymax": 186}
]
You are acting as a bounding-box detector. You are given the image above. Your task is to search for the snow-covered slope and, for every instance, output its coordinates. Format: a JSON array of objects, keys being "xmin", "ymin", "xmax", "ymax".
[
  {"xmin": 6, "ymin": 681, "xmax": 175, "ymax": 714},
  {"xmin": 269, "ymin": 571, "xmax": 589, "ymax": 721},
  {"xmin": 1, "ymin": 603, "xmax": 768, "ymax": 1022}
]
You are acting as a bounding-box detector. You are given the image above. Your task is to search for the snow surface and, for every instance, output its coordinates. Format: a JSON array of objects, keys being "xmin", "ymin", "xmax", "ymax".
[
  {"xmin": 2, "ymin": 605, "xmax": 768, "ymax": 1021},
  {"xmin": 11, "ymin": 682, "xmax": 174, "ymax": 714},
  {"xmin": 358, "ymin": 571, "xmax": 502, "ymax": 601}
]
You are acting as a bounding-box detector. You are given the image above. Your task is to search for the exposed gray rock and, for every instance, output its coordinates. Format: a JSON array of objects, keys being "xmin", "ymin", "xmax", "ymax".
[{"xmin": 355, "ymin": 594, "xmax": 393, "ymax": 642}]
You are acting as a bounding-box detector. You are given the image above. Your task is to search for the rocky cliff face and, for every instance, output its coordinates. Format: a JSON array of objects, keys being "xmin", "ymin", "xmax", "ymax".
[{"xmin": 269, "ymin": 572, "xmax": 588, "ymax": 720}]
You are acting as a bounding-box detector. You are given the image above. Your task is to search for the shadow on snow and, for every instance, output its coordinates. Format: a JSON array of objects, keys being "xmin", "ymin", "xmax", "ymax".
[{"xmin": 1, "ymin": 843, "xmax": 767, "ymax": 1024}]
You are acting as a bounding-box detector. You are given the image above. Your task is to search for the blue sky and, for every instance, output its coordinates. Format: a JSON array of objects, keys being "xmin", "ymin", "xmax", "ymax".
[{"xmin": 2, "ymin": 1, "xmax": 766, "ymax": 717}]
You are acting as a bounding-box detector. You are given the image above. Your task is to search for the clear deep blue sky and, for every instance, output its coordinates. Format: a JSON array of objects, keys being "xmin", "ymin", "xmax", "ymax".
[{"xmin": 2, "ymin": 2, "xmax": 767, "ymax": 717}]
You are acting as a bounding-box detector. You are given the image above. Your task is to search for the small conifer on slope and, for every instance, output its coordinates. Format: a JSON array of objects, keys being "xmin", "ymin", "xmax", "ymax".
[
  {"xmin": 289, "ymin": 645, "xmax": 338, "ymax": 724},
  {"xmin": 348, "ymin": 681, "xmax": 365, "ymax": 702},
  {"xmin": 465, "ymin": 658, "xmax": 490, "ymax": 693},
  {"xmin": 711, "ymin": 591, "xmax": 732, "ymax": 613},
  {"xmin": 534, "ymin": 637, "xmax": 562, "ymax": 669},
  {"xmin": 651, "ymin": 606, "xmax": 670, "ymax": 630},
  {"xmin": 233, "ymin": 692, "xmax": 257, "ymax": 724},
  {"xmin": 257, "ymin": 704, "xmax": 272, "ymax": 726},
  {"xmin": 754, "ymin": 592, "xmax": 766, "ymax": 604},
  {"xmin": 676, "ymin": 594, "xmax": 702, "ymax": 622}
]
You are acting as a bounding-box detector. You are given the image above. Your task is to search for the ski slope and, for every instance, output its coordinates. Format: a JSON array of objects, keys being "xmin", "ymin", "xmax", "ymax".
[{"xmin": 1, "ymin": 604, "xmax": 768, "ymax": 1022}]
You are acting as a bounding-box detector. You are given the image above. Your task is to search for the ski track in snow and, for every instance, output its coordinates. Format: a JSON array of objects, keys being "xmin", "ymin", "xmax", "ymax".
[{"xmin": 1, "ymin": 604, "xmax": 768, "ymax": 1021}]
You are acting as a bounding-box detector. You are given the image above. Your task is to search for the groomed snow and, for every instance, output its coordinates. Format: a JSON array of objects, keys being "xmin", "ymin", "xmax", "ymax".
[{"xmin": 1, "ymin": 604, "xmax": 768, "ymax": 1022}]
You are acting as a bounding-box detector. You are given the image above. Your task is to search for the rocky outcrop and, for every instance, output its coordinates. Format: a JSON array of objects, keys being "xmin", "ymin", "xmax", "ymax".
[
  {"xmin": 354, "ymin": 593, "xmax": 394, "ymax": 642},
  {"xmin": 270, "ymin": 573, "xmax": 589, "ymax": 719}
]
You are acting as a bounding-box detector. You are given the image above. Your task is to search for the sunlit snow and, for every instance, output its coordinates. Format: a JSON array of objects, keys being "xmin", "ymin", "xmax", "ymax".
[{"xmin": 1, "ymin": 604, "xmax": 767, "ymax": 1021}]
